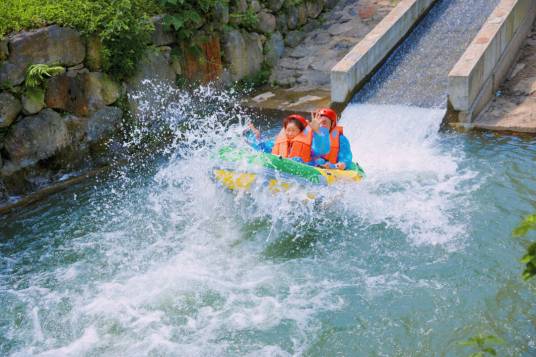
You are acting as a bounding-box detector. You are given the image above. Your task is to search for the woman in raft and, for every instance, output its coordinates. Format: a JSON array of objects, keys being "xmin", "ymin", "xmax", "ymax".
[
  {"xmin": 311, "ymin": 108, "xmax": 353, "ymax": 170},
  {"xmin": 246, "ymin": 114, "xmax": 330, "ymax": 164}
]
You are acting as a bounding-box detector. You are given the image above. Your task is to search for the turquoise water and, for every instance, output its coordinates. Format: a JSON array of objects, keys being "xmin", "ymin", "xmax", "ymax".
[{"xmin": 1, "ymin": 90, "xmax": 535, "ymax": 356}]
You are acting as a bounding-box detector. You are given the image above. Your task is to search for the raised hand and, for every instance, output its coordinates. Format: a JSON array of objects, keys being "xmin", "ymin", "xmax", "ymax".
[
  {"xmin": 248, "ymin": 122, "xmax": 261, "ymax": 139},
  {"xmin": 308, "ymin": 111, "xmax": 321, "ymax": 133}
]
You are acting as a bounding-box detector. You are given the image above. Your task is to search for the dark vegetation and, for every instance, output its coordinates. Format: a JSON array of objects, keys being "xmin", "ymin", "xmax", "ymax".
[
  {"xmin": 513, "ymin": 214, "xmax": 536, "ymax": 280},
  {"xmin": 0, "ymin": 0, "xmax": 159, "ymax": 80},
  {"xmin": 0, "ymin": 0, "xmax": 278, "ymax": 84}
]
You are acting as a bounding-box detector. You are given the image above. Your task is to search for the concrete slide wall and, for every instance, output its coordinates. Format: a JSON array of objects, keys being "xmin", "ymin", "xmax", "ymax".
[
  {"xmin": 447, "ymin": 0, "xmax": 536, "ymax": 123},
  {"xmin": 330, "ymin": 0, "xmax": 436, "ymax": 104}
]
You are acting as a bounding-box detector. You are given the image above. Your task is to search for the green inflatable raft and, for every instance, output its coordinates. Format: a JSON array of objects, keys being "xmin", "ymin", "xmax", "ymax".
[{"xmin": 212, "ymin": 146, "xmax": 365, "ymax": 192}]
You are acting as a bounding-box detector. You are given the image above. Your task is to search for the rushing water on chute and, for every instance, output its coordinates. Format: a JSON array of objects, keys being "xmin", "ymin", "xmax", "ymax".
[{"xmin": 1, "ymin": 83, "xmax": 535, "ymax": 356}]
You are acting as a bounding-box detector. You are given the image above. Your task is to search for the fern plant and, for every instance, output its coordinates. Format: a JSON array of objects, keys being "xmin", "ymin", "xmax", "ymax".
[{"xmin": 25, "ymin": 64, "xmax": 65, "ymax": 88}]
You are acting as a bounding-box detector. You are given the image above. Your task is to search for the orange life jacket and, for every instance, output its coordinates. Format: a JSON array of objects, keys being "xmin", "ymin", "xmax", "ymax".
[
  {"xmin": 323, "ymin": 126, "xmax": 343, "ymax": 164},
  {"xmin": 272, "ymin": 128, "xmax": 313, "ymax": 163}
]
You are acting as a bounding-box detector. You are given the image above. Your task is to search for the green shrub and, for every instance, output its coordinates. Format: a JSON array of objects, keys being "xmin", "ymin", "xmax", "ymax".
[
  {"xmin": 0, "ymin": 0, "xmax": 161, "ymax": 80},
  {"xmin": 158, "ymin": 0, "xmax": 228, "ymax": 49},
  {"xmin": 229, "ymin": 9, "xmax": 258, "ymax": 31}
]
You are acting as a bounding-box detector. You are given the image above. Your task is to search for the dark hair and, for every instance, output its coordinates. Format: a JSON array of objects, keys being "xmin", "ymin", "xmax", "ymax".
[{"xmin": 283, "ymin": 117, "xmax": 306, "ymax": 132}]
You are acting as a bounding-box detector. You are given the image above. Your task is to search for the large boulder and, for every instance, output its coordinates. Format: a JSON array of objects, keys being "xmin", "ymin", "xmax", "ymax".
[
  {"xmin": 150, "ymin": 15, "xmax": 176, "ymax": 46},
  {"xmin": 127, "ymin": 47, "xmax": 176, "ymax": 91},
  {"xmin": 255, "ymin": 11, "xmax": 277, "ymax": 34},
  {"xmin": 222, "ymin": 30, "xmax": 263, "ymax": 81},
  {"xmin": 276, "ymin": 14, "xmax": 288, "ymax": 33},
  {"xmin": 0, "ymin": 25, "xmax": 85, "ymax": 86},
  {"xmin": 250, "ymin": 0, "xmax": 262, "ymax": 12},
  {"xmin": 86, "ymin": 106, "xmax": 123, "ymax": 143},
  {"xmin": 285, "ymin": 31, "xmax": 305, "ymax": 48},
  {"xmin": 214, "ymin": 2, "xmax": 230, "ymax": 25},
  {"xmin": 64, "ymin": 111, "xmax": 117, "ymax": 144},
  {"xmin": 264, "ymin": 32, "xmax": 285, "ymax": 66},
  {"xmin": 126, "ymin": 48, "xmax": 177, "ymax": 119},
  {"xmin": 306, "ymin": 0, "xmax": 324, "ymax": 18},
  {"xmin": 267, "ymin": 0, "xmax": 285, "ymax": 11},
  {"xmin": 297, "ymin": 4, "xmax": 308, "ymax": 26},
  {"xmin": 21, "ymin": 87, "xmax": 45, "ymax": 115},
  {"xmin": 0, "ymin": 92, "xmax": 22, "ymax": 128},
  {"xmin": 287, "ymin": 8, "xmax": 299, "ymax": 30},
  {"xmin": 46, "ymin": 72, "xmax": 121, "ymax": 117},
  {"xmin": 3, "ymin": 109, "xmax": 69, "ymax": 168}
]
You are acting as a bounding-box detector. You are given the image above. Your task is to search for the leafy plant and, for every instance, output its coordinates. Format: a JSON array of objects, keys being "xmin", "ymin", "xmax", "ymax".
[
  {"xmin": 520, "ymin": 242, "xmax": 536, "ymax": 280},
  {"xmin": 1, "ymin": 0, "xmax": 160, "ymax": 79},
  {"xmin": 513, "ymin": 214, "xmax": 536, "ymax": 280},
  {"xmin": 459, "ymin": 334, "xmax": 504, "ymax": 357},
  {"xmin": 25, "ymin": 64, "xmax": 65, "ymax": 88},
  {"xmin": 98, "ymin": 1, "xmax": 153, "ymax": 80},
  {"xmin": 513, "ymin": 214, "xmax": 536, "ymax": 237},
  {"xmin": 229, "ymin": 9, "xmax": 258, "ymax": 30},
  {"xmin": 159, "ymin": 0, "xmax": 227, "ymax": 42}
]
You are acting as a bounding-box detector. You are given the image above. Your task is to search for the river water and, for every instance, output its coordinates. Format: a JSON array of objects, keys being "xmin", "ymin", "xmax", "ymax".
[
  {"xmin": 2, "ymin": 0, "xmax": 536, "ymax": 355},
  {"xmin": 1, "ymin": 84, "xmax": 535, "ymax": 356}
]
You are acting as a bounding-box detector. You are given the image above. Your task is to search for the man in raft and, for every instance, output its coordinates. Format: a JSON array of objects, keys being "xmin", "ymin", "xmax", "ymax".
[
  {"xmin": 311, "ymin": 108, "xmax": 353, "ymax": 170},
  {"xmin": 246, "ymin": 114, "xmax": 330, "ymax": 163}
]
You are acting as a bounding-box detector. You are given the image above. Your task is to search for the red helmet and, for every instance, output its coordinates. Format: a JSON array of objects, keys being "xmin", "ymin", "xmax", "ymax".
[
  {"xmin": 317, "ymin": 108, "xmax": 337, "ymax": 129},
  {"xmin": 284, "ymin": 114, "xmax": 308, "ymax": 130}
]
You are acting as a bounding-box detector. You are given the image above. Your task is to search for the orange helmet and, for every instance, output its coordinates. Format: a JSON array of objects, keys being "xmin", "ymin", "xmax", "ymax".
[{"xmin": 284, "ymin": 114, "xmax": 308, "ymax": 130}]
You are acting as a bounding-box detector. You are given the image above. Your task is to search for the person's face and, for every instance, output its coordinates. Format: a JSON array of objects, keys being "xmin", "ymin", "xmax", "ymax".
[
  {"xmin": 319, "ymin": 115, "xmax": 332, "ymax": 129},
  {"xmin": 285, "ymin": 122, "xmax": 301, "ymax": 140}
]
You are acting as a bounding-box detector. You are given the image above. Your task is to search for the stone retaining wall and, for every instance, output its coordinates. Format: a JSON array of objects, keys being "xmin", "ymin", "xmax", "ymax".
[
  {"xmin": 330, "ymin": 0, "xmax": 436, "ymax": 104},
  {"xmin": 447, "ymin": 0, "xmax": 536, "ymax": 123},
  {"xmin": 0, "ymin": 0, "xmax": 333, "ymax": 205}
]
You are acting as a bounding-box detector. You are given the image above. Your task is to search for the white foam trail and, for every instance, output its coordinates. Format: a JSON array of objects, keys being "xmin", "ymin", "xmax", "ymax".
[{"xmin": 338, "ymin": 104, "xmax": 478, "ymax": 246}]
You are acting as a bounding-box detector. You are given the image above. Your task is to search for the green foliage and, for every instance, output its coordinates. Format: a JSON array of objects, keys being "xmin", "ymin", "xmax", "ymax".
[
  {"xmin": 159, "ymin": 0, "xmax": 227, "ymax": 45},
  {"xmin": 96, "ymin": 0, "xmax": 154, "ymax": 80},
  {"xmin": 229, "ymin": 9, "xmax": 258, "ymax": 31},
  {"xmin": 459, "ymin": 335, "xmax": 504, "ymax": 357},
  {"xmin": 0, "ymin": 0, "xmax": 160, "ymax": 38},
  {"xmin": 0, "ymin": 0, "xmax": 160, "ymax": 79},
  {"xmin": 25, "ymin": 64, "xmax": 65, "ymax": 88},
  {"xmin": 520, "ymin": 241, "xmax": 536, "ymax": 280},
  {"xmin": 513, "ymin": 214, "xmax": 536, "ymax": 280},
  {"xmin": 513, "ymin": 214, "xmax": 536, "ymax": 237}
]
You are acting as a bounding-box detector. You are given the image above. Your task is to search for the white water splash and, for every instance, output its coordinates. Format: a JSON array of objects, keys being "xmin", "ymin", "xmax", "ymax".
[
  {"xmin": 4, "ymin": 86, "xmax": 484, "ymax": 357},
  {"xmin": 338, "ymin": 103, "xmax": 478, "ymax": 246}
]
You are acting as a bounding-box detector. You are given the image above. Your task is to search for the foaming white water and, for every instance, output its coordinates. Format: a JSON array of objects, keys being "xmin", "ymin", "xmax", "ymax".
[
  {"xmin": 338, "ymin": 104, "xmax": 478, "ymax": 246},
  {"xmin": 7, "ymin": 84, "xmax": 341, "ymax": 356},
  {"xmin": 5, "ymin": 87, "xmax": 484, "ymax": 356}
]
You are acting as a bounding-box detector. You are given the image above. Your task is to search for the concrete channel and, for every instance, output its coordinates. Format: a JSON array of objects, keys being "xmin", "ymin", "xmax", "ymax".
[
  {"xmin": 330, "ymin": 0, "xmax": 534, "ymax": 124},
  {"xmin": 447, "ymin": 0, "xmax": 536, "ymax": 125}
]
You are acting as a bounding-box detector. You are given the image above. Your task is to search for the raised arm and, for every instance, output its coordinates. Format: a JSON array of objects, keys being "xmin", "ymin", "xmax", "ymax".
[{"xmin": 244, "ymin": 124, "xmax": 274, "ymax": 153}]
